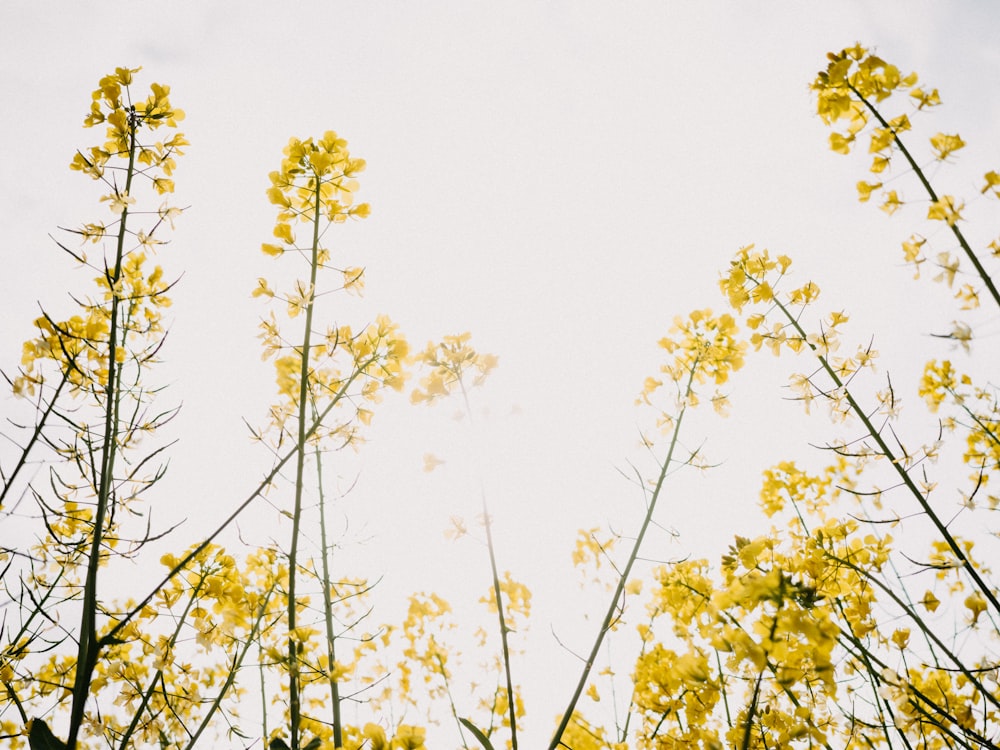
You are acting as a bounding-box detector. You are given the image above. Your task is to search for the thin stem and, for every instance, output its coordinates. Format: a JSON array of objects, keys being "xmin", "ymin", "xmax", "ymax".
[
  {"xmin": 105, "ymin": 354, "xmax": 378, "ymax": 645},
  {"xmin": 260, "ymin": 642, "xmax": 269, "ymax": 745},
  {"xmin": 771, "ymin": 292, "xmax": 1000, "ymax": 617},
  {"xmin": 433, "ymin": 652, "xmax": 469, "ymax": 750},
  {"xmin": 848, "ymin": 82, "xmax": 1000, "ymax": 313},
  {"xmin": 287, "ymin": 175, "xmax": 324, "ymax": 750},
  {"xmin": 458, "ymin": 380, "xmax": 517, "ymax": 750},
  {"xmin": 184, "ymin": 585, "xmax": 278, "ymax": 750},
  {"xmin": 0, "ymin": 369, "xmax": 70, "ymax": 507},
  {"xmin": 548, "ymin": 361, "xmax": 699, "ymax": 750},
  {"xmin": 117, "ymin": 573, "xmax": 206, "ymax": 750},
  {"xmin": 716, "ymin": 649, "xmax": 732, "ymax": 729},
  {"xmin": 313, "ymin": 432, "xmax": 343, "ymax": 749},
  {"xmin": 67, "ymin": 106, "xmax": 139, "ymax": 750},
  {"xmin": 740, "ymin": 672, "xmax": 764, "ymax": 750}
]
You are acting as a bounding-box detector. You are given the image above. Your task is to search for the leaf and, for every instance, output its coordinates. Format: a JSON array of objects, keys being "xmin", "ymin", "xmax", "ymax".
[
  {"xmin": 28, "ymin": 719, "xmax": 67, "ymax": 750},
  {"xmin": 269, "ymin": 739, "xmax": 290, "ymax": 750},
  {"xmin": 459, "ymin": 718, "xmax": 496, "ymax": 750},
  {"xmin": 303, "ymin": 738, "xmax": 322, "ymax": 750}
]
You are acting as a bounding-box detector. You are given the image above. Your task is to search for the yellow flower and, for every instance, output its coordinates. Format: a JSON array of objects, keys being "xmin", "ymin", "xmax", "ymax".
[
  {"xmin": 927, "ymin": 195, "xmax": 964, "ymax": 226},
  {"xmin": 251, "ymin": 278, "xmax": 275, "ymax": 298},
  {"xmin": 422, "ymin": 453, "xmax": 444, "ymax": 472},
  {"xmin": 890, "ymin": 628, "xmax": 910, "ymax": 649},
  {"xmin": 363, "ymin": 724, "xmax": 388, "ymax": 750},
  {"xmin": 981, "ymin": 170, "xmax": 1000, "ymax": 197},
  {"xmin": 929, "ymin": 132, "xmax": 966, "ymax": 160},
  {"xmin": 391, "ymin": 724, "xmax": 426, "ymax": 750},
  {"xmin": 828, "ymin": 132, "xmax": 854, "ymax": 154},
  {"xmin": 965, "ymin": 593, "xmax": 987, "ymax": 625},
  {"xmin": 342, "ymin": 266, "xmax": 365, "ymax": 295},
  {"xmin": 856, "ymin": 181, "xmax": 881, "ymax": 202},
  {"xmin": 273, "ymin": 222, "xmax": 295, "ymax": 245},
  {"xmin": 870, "ymin": 155, "xmax": 890, "ymax": 173},
  {"xmin": 101, "ymin": 190, "xmax": 136, "ymax": 214},
  {"xmin": 955, "ymin": 283, "xmax": 979, "ymax": 310},
  {"xmin": 879, "ymin": 189, "xmax": 902, "ymax": 215},
  {"xmin": 933, "ymin": 252, "xmax": 960, "ymax": 287},
  {"xmin": 909, "ymin": 86, "xmax": 941, "ymax": 109},
  {"xmin": 901, "ymin": 234, "xmax": 925, "ymax": 266},
  {"xmin": 410, "ymin": 333, "xmax": 498, "ymax": 405}
]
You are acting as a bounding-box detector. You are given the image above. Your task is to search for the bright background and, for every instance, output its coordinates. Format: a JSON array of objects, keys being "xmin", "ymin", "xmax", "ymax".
[{"xmin": 2, "ymin": 2, "xmax": 999, "ymax": 745}]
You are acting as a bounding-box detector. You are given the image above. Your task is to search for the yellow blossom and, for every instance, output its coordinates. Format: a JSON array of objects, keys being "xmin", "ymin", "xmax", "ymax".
[
  {"xmin": 929, "ymin": 132, "xmax": 966, "ymax": 160},
  {"xmin": 422, "ymin": 453, "xmax": 444, "ymax": 472},
  {"xmin": 927, "ymin": 195, "xmax": 964, "ymax": 226}
]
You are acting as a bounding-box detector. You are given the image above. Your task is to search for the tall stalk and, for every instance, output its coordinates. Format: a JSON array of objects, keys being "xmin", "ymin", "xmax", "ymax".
[
  {"xmin": 458, "ymin": 381, "xmax": 517, "ymax": 750},
  {"xmin": 66, "ymin": 109, "xmax": 138, "ymax": 750},
  {"xmin": 846, "ymin": 82, "xmax": 1000, "ymax": 313},
  {"xmin": 286, "ymin": 177, "xmax": 324, "ymax": 750},
  {"xmin": 313, "ymin": 435, "xmax": 343, "ymax": 748},
  {"xmin": 548, "ymin": 363, "xmax": 698, "ymax": 750}
]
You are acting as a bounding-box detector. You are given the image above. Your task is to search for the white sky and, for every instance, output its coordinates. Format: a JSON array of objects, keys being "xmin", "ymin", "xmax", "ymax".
[{"xmin": 2, "ymin": 2, "xmax": 999, "ymax": 746}]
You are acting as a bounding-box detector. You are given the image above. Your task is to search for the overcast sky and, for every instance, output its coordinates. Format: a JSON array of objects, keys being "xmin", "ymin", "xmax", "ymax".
[{"xmin": 2, "ymin": 2, "xmax": 999, "ymax": 744}]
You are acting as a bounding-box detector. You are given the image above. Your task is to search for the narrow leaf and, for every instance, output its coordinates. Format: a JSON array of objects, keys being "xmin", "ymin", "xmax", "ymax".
[{"xmin": 459, "ymin": 718, "xmax": 496, "ymax": 750}]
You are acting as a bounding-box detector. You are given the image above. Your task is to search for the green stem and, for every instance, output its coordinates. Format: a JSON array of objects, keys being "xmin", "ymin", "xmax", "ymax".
[
  {"xmin": 67, "ymin": 105, "xmax": 139, "ymax": 750},
  {"xmin": 740, "ymin": 672, "xmax": 764, "ymax": 750},
  {"xmin": 548, "ymin": 362, "xmax": 698, "ymax": 750},
  {"xmin": 0, "ymin": 369, "xmax": 70, "ymax": 507},
  {"xmin": 117, "ymin": 572, "xmax": 206, "ymax": 750},
  {"xmin": 105, "ymin": 356, "xmax": 377, "ymax": 645},
  {"xmin": 434, "ymin": 651, "xmax": 469, "ymax": 750},
  {"xmin": 260, "ymin": 642, "xmax": 269, "ymax": 745},
  {"xmin": 848, "ymin": 82, "xmax": 1000, "ymax": 313},
  {"xmin": 287, "ymin": 174, "xmax": 324, "ymax": 750},
  {"xmin": 458, "ymin": 381, "xmax": 517, "ymax": 750},
  {"xmin": 716, "ymin": 649, "xmax": 732, "ymax": 729},
  {"xmin": 313, "ymin": 432, "xmax": 343, "ymax": 749},
  {"xmin": 770, "ymin": 292, "xmax": 1000, "ymax": 617},
  {"xmin": 184, "ymin": 585, "xmax": 278, "ymax": 750}
]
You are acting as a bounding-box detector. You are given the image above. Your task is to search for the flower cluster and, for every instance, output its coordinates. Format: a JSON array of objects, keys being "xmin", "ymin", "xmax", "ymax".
[
  {"xmin": 629, "ymin": 457, "xmax": 957, "ymax": 748},
  {"xmin": 15, "ymin": 67, "xmax": 184, "ymax": 398},
  {"xmin": 813, "ymin": 45, "xmax": 1000, "ymax": 316},
  {"xmin": 919, "ymin": 359, "xmax": 1000, "ymax": 509},
  {"xmin": 637, "ymin": 309, "xmax": 745, "ymax": 424},
  {"xmin": 409, "ymin": 332, "xmax": 499, "ymax": 405},
  {"xmin": 720, "ymin": 246, "xmax": 887, "ymax": 425},
  {"xmin": 255, "ymin": 133, "xmax": 407, "ymax": 448}
]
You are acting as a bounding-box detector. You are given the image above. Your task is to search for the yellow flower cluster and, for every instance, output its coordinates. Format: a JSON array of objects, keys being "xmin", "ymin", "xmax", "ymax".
[
  {"xmin": 15, "ymin": 68, "xmax": 183, "ymax": 399},
  {"xmin": 410, "ymin": 332, "xmax": 499, "ymax": 405},
  {"xmin": 812, "ymin": 45, "xmax": 921, "ymax": 163},
  {"xmin": 920, "ymin": 359, "xmax": 1000, "ymax": 510},
  {"xmin": 721, "ymin": 246, "xmax": 887, "ymax": 425},
  {"xmin": 256, "ymin": 133, "xmax": 407, "ymax": 446},
  {"xmin": 11, "ymin": 544, "xmax": 287, "ymax": 749},
  {"xmin": 71, "ymin": 66, "xmax": 186, "ymax": 191},
  {"xmin": 261, "ymin": 131, "xmax": 370, "ymax": 259},
  {"xmin": 324, "ymin": 722, "xmax": 427, "ymax": 750},
  {"xmin": 631, "ymin": 482, "xmax": 910, "ymax": 746},
  {"xmin": 391, "ymin": 592, "xmax": 458, "ymax": 712},
  {"xmin": 478, "ymin": 571, "xmax": 532, "ymax": 633},
  {"xmin": 364, "ymin": 580, "xmax": 529, "ymax": 744},
  {"xmin": 637, "ymin": 309, "xmax": 745, "ymax": 425},
  {"xmin": 812, "ymin": 45, "xmax": 1000, "ymax": 313}
]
